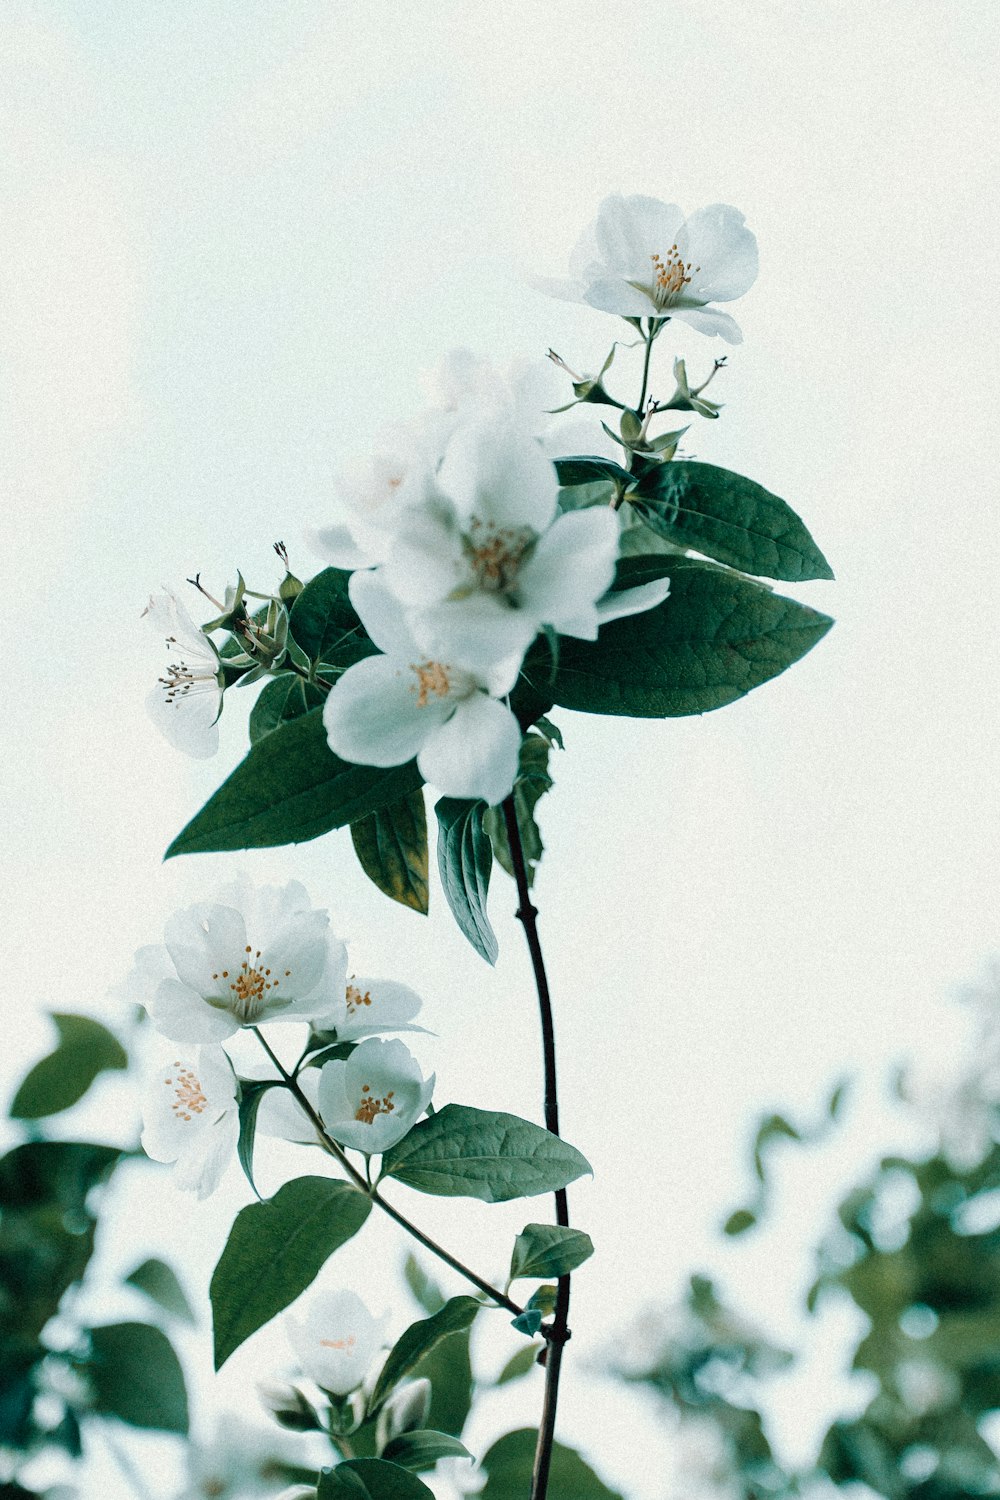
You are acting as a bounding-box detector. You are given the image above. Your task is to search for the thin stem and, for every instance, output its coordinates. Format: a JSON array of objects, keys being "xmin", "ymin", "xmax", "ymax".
[
  {"xmin": 249, "ymin": 1028, "xmax": 524, "ymax": 1319},
  {"xmin": 636, "ymin": 323, "xmax": 655, "ymax": 413},
  {"xmin": 501, "ymin": 798, "xmax": 571, "ymax": 1500}
]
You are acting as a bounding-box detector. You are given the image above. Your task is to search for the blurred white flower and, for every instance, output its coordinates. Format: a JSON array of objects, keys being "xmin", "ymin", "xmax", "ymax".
[
  {"xmin": 533, "ymin": 193, "xmax": 758, "ymax": 343},
  {"xmin": 379, "ymin": 417, "xmax": 670, "ymax": 672},
  {"xmin": 318, "ymin": 1037, "xmax": 434, "ymax": 1155},
  {"xmin": 143, "ymin": 587, "xmax": 223, "ymax": 758},
  {"xmin": 120, "ymin": 877, "xmax": 348, "ymax": 1043},
  {"xmin": 323, "ymin": 572, "xmax": 523, "ymax": 805},
  {"xmin": 182, "ymin": 1413, "xmax": 311, "ymax": 1498},
  {"xmin": 141, "ymin": 1045, "xmax": 239, "ymax": 1198},
  {"xmin": 286, "ymin": 1287, "xmax": 386, "ymax": 1396}
]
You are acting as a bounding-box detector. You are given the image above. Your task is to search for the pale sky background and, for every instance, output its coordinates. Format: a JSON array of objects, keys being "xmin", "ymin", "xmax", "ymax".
[{"xmin": 1, "ymin": 2, "xmax": 999, "ymax": 1497}]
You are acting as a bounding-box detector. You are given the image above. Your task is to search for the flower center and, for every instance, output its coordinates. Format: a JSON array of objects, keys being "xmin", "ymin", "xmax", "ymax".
[
  {"xmin": 464, "ymin": 519, "xmax": 533, "ymax": 593},
  {"xmin": 345, "ymin": 982, "xmax": 373, "ymax": 1014},
  {"xmin": 164, "ymin": 1063, "xmax": 208, "ymax": 1122},
  {"xmin": 158, "ymin": 638, "xmax": 217, "ymax": 702},
  {"xmin": 211, "ymin": 947, "xmax": 292, "ymax": 1022},
  {"xmin": 409, "ymin": 660, "xmax": 453, "ymax": 707},
  {"xmin": 648, "ymin": 247, "xmax": 700, "ymax": 310},
  {"xmin": 319, "ymin": 1333, "xmax": 358, "ymax": 1351},
  {"xmin": 355, "ymin": 1083, "xmax": 396, "ymax": 1125}
]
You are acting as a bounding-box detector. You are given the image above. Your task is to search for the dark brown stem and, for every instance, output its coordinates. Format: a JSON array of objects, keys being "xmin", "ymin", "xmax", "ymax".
[
  {"xmin": 501, "ymin": 797, "xmax": 571, "ymax": 1500},
  {"xmin": 250, "ymin": 1027, "xmax": 523, "ymax": 1318}
]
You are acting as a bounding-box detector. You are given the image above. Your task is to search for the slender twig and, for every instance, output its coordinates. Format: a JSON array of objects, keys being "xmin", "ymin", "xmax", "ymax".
[
  {"xmin": 501, "ymin": 798, "xmax": 571, "ymax": 1500},
  {"xmin": 250, "ymin": 1027, "xmax": 524, "ymax": 1318},
  {"xmin": 636, "ymin": 322, "xmax": 655, "ymax": 413}
]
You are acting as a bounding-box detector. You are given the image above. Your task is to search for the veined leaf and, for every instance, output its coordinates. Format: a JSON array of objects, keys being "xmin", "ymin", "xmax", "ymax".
[
  {"xmin": 509, "ymin": 1224, "xmax": 594, "ymax": 1282},
  {"xmin": 381, "ymin": 1105, "xmax": 591, "ymax": 1202},
  {"xmin": 249, "ymin": 673, "xmax": 325, "ymax": 743},
  {"xmin": 435, "ymin": 798, "xmax": 497, "ymax": 964},
  {"xmin": 10, "ymin": 1014, "xmax": 127, "ymax": 1120},
  {"xmin": 352, "ymin": 791, "xmax": 429, "ymax": 914},
  {"xmin": 369, "ymin": 1296, "xmax": 481, "ymax": 1412},
  {"xmin": 481, "ymin": 1429, "xmax": 623, "ymax": 1500}
]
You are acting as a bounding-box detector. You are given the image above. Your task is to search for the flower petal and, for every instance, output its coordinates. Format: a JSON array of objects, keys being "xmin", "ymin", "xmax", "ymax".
[
  {"xmin": 669, "ymin": 305, "xmax": 743, "ymax": 344},
  {"xmin": 597, "ymin": 576, "xmax": 671, "ymax": 623},
  {"xmin": 338, "ymin": 977, "xmax": 424, "ymax": 1039},
  {"xmin": 145, "ymin": 679, "xmax": 220, "ymax": 759},
  {"xmin": 582, "ymin": 277, "xmax": 658, "ymax": 318},
  {"xmin": 310, "ymin": 523, "xmax": 373, "ymax": 571},
  {"xmin": 349, "ymin": 570, "xmax": 423, "ymax": 658},
  {"xmin": 164, "ymin": 902, "xmax": 247, "ymax": 996},
  {"xmin": 412, "ymin": 595, "xmax": 537, "ymax": 678},
  {"xmin": 593, "ymin": 193, "xmax": 685, "ymax": 276},
  {"xmin": 438, "ymin": 418, "xmax": 558, "ymax": 533},
  {"xmin": 379, "ymin": 499, "xmax": 466, "ymax": 608},
  {"xmin": 516, "ymin": 508, "xmax": 620, "ymax": 636},
  {"xmin": 677, "ymin": 204, "xmax": 759, "ymax": 303},
  {"xmin": 148, "ymin": 977, "xmax": 238, "ymax": 1043},
  {"xmin": 324, "ymin": 653, "xmax": 452, "ymax": 769},
  {"xmin": 417, "ymin": 692, "xmax": 521, "ymax": 805}
]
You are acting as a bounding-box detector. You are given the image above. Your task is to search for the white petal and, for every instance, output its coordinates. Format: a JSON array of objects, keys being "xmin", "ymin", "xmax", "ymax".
[
  {"xmin": 145, "ymin": 679, "xmax": 221, "ymax": 759},
  {"xmin": 669, "ymin": 305, "xmax": 743, "ymax": 344},
  {"xmin": 164, "ymin": 901, "xmax": 247, "ymax": 996},
  {"xmin": 417, "ymin": 693, "xmax": 521, "ymax": 805},
  {"xmin": 593, "ymin": 193, "xmax": 685, "ymax": 276},
  {"xmin": 438, "ymin": 418, "xmax": 558, "ymax": 533},
  {"xmin": 143, "ymin": 588, "xmax": 217, "ymax": 663},
  {"xmin": 677, "ymin": 204, "xmax": 759, "ymax": 303},
  {"xmin": 148, "ymin": 978, "xmax": 239, "ymax": 1043},
  {"xmin": 338, "ymin": 977, "xmax": 424, "ymax": 1039},
  {"xmin": 257, "ymin": 1069, "xmax": 322, "ymax": 1143},
  {"xmin": 287, "ymin": 1289, "xmax": 380, "ymax": 1395},
  {"xmin": 582, "ymin": 277, "xmax": 659, "ymax": 318},
  {"xmin": 412, "ymin": 595, "xmax": 537, "ymax": 678},
  {"xmin": 379, "ymin": 499, "xmax": 466, "ymax": 608},
  {"xmin": 317, "ymin": 1059, "xmax": 354, "ymax": 1126},
  {"xmin": 113, "ymin": 943, "xmax": 175, "ymax": 1012},
  {"xmin": 310, "ymin": 523, "xmax": 373, "ymax": 571},
  {"xmin": 349, "ymin": 570, "xmax": 422, "ymax": 658},
  {"xmin": 173, "ymin": 1107, "xmax": 240, "ymax": 1199},
  {"xmin": 597, "ymin": 576, "xmax": 671, "ymax": 623},
  {"xmin": 323, "ymin": 654, "xmax": 451, "ymax": 768},
  {"xmin": 517, "ymin": 508, "xmax": 619, "ymax": 635}
]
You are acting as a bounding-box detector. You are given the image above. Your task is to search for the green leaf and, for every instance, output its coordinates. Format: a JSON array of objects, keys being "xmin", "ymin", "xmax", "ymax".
[
  {"xmin": 723, "ymin": 1208, "xmax": 758, "ymax": 1237},
  {"xmin": 381, "ymin": 1104, "xmax": 591, "ymax": 1203},
  {"xmin": 125, "ymin": 1258, "xmax": 195, "ymax": 1325},
  {"xmin": 0, "ymin": 1141, "xmax": 120, "ymax": 1212},
  {"xmin": 10, "ymin": 1014, "xmax": 127, "ymax": 1120},
  {"xmin": 351, "ymin": 791, "xmax": 429, "ymax": 914},
  {"xmin": 629, "ymin": 461, "xmax": 834, "ymax": 582},
  {"xmin": 249, "ymin": 673, "xmax": 325, "ymax": 743},
  {"xmin": 403, "ymin": 1255, "xmax": 445, "ymax": 1315},
  {"xmin": 496, "ymin": 1344, "xmax": 541, "ymax": 1384},
  {"xmin": 237, "ymin": 1080, "xmax": 282, "ymax": 1196},
  {"xmin": 381, "ymin": 1431, "xmax": 472, "ymax": 1470},
  {"xmin": 482, "ymin": 734, "xmax": 554, "ymax": 889},
  {"xmin": 369, "ymin": 1297, "xmax": 481, "ymax": 1413},
  {"xmin": 752, "ymin": 1113, "xmax": 802, "ymax": 1182},
  {"xmin": 289, "ymin": 567, "xmax": 366, "ymax": 659},
  {"xmin": 553, "ymin": 455, "xmax": 633, "ymax": 489},
  {"xmin": 525, "ymin": 556, "xmax": 833, "ymax": 718},
  {"xmin": 86, "ymin": 1322, "xmax": 188, "ymax": 1434},
  {"xmin": 210, "ymin": 1176, "xmax": 371, "ymax": 1368},
  {"xmin": 166, "ymin": 709, "xmax": 423, "ymax": 857},
  {"xmin": 318, "ymin": 1460, "xmax": 434, "ymax": 1500},
  {"xmin": 435, "ymin": 799, "xmax": 497, "ymax": 965},
  {"xmin": 481, "ymin": 1429, "xmax": 623, "ymax": 1500},
  {"xmin": 509, "ymin": 1224, "xmax": 594, "ymax": 1282}
]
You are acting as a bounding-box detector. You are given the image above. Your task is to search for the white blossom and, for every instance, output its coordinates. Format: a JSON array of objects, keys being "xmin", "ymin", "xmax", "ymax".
[
  {"xmin": 119, "ymin": 877, "xmax": 348, "ymax": 1043},
  {"xmin": 317, "ymin": 1037, "xmax": 434, "ymax": 1155},
  {"xmin": 286, "ymin": 1287, "xmax": 386, "ymax": 1396},
  {"xmin": 323, "ymin": 572, "xmax": 523, "ymax": 805},
  {"xmin": 533, "ymin": 193, "xmax": 758, "ymax": 344},
  {"xmin": 143, "ymin": 588, "xmax": 224, "ymax": 758},
  {"xmin": 140, "ymin": 1045, "xmax": 239, "ymax": 1199},
  {"xmin": 378, "ymin": 417, "xmax": 670, "ymax": 672},
  {"xmin": 181, "ymin": 1413, "xmax": 309, "ymax": 1499}
]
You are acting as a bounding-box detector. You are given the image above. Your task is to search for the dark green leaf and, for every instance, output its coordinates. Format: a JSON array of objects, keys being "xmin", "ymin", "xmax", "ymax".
[
  {"xmin": 524, "ymin": 556, "xmax": 833, "ymax": 718},
  {"xmin": 352, "ymin": 791, "xmax": 429, "ymax": 914},
  {"xmin": 403, "ymin": 1256, "xmax": 445, "ymax": 1315},
  {"xmin": 370, "ymin": 1297, "xmax": 481, "ymax": 1413},
  {"xmin": 318, "ymin": 1459, "xmax": 434, "ymax": 1499},
  {"xmin": 249, "ymin": 673, "xmax": 325, "ymax": 743},
  {"xmin": 553, "ymin": 456, "xmax": 633, "ymax": 489},
  {"xmin": 125, "ymin": 1259, "xmax": 195, "ymax": 1324},
  {"xmin": 482, "ymin": 734, "xmax": 554, "ymax": 888},
  {"xmin": 509, "ymin": 1224, "xmax": 594, "ymax": 1281},
  {"xmin": 381, "ymin": 1431, "xmax": 472, "ymax": 1470},
  {"xmin": 511, "ymin": 1309, "xmax": 543, "ymax": 1337},
  {"xmin": 237, "ymin": 1080, "xmax": 282, "ymax": 1196},
  {"xmin": 10, "ymin": 1015, "xmax": 127, "ymax": 1120},
  {"xmin": 86, "ymin": 1322, "xmax": 188, "ymax": 1434},
  {"xmin": 435, "ymin": 799, "xmax": 496, "ymax": 965},
  {"xmin": 481, "ymin": 1429, "xmax": 623, "ymax": 1500},
  {"xmin": 211, "ymin": 1177, "xmax": 371, "ymax": 1368},
  {"xmin": 289, "ymin": 567, "xmax": 366, "ymax": 660},
  {"xmin": 753, "ymin": 1114, "xmax": 802, "ymax": 1183},
  {"xmin": 630, "ymin": 461, "xmax": 834, "ymax": 581},
  {"xmin": 0, "ymin": 1141, "xmax": 120, "ymax": 1212},
  {"xmin": 496, "ymin": 1344, "xmax": 541, "ymax": 1384},
  {"xmin": 381, "ymin": 1104, "xmax": 591, "ymax": 1202},
  {"xmin": 166, "ymin": 709, "xmax": 422, "ymax": 857},
  {"xmin": 723, "ymin": 1209, "xmax": 758, "ymax": 1237}
]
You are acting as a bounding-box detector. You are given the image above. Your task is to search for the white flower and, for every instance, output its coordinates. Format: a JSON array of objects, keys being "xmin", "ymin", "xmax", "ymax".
[
  {"xmin": 140, "ymin": 1045, "xmax": 239, "ymax": 1199},
  {"xmin": 332, "ymin": 975, "xmax": 426, "ymax": 1041},
  {"xmin": 120, "ymin": 877, "xmax": 348, "ymax": 1043},
  {"xmin": 317, "ymin": 1037, "xmax": 434, "ymax": 1155},
  {"xmin": 143, "ymin": 588, "xmax": 224, "ymax": 758},
  {"xmin": 255, "ymin": 1066, "xmax": 323, "ymax": 1145},
  {"xmin": 533, "ymin": 193, "xmax": 758, "ymax": 344},
  {"xmin": 311, "ymin": 425, "xmax": 438, "ymax": 572},
  {"xmin": 379, "ymin": 417, "xmax": 671, "ymax": 669},
  {"xmin": 286, "ymin": 1288, "xmax": 386, "ymax": 1395},
  {"xmin": 182, "ymin": 1413, "xmax": 309, "ymax": 1499},
  {"xmin": 323, "ymin": 572, "xmax": 523, "ymax": 805}
]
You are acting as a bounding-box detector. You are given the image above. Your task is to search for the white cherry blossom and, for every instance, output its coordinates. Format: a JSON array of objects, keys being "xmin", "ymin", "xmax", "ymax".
[
  {"xmin": 143, "ymin": 588, "xmax": 224, "ymax": 758},
  {"xmin": 120, "ymin": 877, "xmax": 348, "ymax": 1043},
  {"xmin": 533, "ymin": 193, "xmax": 758, "ymax": 344},
  {"xmin": 379, "ymin": 417, "xmax": 671, "ymax": 670},
  {"xmin": 140, "ymin": 1045, "xmax": 239, "ymax": 1199},
  {"xmin": 286, "ymin": 1287, "xmax": 386, "ymax": 1396},
  {"xmin": 317, "ymin": 1037, "xmax": 434, "ymax": 1156},
  {"xmin": 323, "ymin": 572, "xmax": 523, "ymax": 805}
]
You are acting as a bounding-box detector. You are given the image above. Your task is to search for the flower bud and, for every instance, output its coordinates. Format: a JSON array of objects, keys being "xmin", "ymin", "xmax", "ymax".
[
  {"xmin": 258, "ymin": 1379, "xmax": 322, "ymax": 1433},
  {"xmin": 375, "ymin": 1377, "xmax": 432, "ymax": 1453}
]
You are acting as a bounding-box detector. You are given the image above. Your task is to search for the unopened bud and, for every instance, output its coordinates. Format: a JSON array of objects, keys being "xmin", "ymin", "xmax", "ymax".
[
  {"xmin": 376, "ymin": 1377, "xmax": 432, "ymax": 1453},
  {"xmin": 274, "ymin": 541, "xmax": 304, "ymax": 603},
  {"xmin": 258, "ymin": 1380, "xmax": 321, "ymax": 1433}
]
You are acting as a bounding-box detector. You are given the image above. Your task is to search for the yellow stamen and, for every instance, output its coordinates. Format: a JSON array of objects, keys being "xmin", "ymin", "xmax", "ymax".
[
  {"xmin": 464, "ymin": 518, "xmax": 532, "ymax": 592},
  {"xmin": 164, "ymin": 1063, "xmax": 208, "ymax": 1122},
  {"xmin": 355, "ymin": 1085, "xmax": 396, "ymax": 1125},
  {"xmin": 346, "ymin": 983, "xmax": 373, "ymax": 1014},
  {"xmin": 648, "ymin": 247, "xmax": 701, "ymax": 309},
  {"xmin": 410, "ymin": 660, "xmax": 452, "ymax": 707}
]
